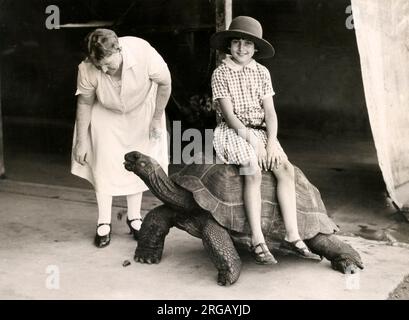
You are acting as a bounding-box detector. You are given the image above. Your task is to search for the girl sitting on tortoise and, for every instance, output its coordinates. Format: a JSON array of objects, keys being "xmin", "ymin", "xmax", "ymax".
[{"xmin": 210, "ymin": 16, "xmax": 319, "ymax": 264}]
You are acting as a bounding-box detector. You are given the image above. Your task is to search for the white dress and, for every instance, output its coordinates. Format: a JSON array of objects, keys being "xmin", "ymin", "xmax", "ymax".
[{"xmin": 71, "ymin": 37, "xmax": 170, "ymax": 195}]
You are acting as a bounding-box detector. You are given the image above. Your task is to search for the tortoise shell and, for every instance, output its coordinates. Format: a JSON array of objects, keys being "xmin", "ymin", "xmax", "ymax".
[{"xmin": 171, "ymin": 163, "xmax": 339, "ymax": 240}]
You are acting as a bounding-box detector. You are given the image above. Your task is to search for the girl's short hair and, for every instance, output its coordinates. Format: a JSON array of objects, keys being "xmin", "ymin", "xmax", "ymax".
[
  {"xmin": 84, "ymin": 28, "xmax": 120, "ymax": 62},
  {"xmin": 226, "ymin": 37, "xmax": 258, "ymax": 51}
]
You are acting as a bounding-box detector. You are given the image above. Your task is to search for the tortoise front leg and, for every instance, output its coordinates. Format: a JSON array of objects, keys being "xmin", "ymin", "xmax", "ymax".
[
  {"xmin": 134, "ymin": 205, "xmax": 177, "ymax": 264},
  {"xmin": 305, "ymin": 233, "xmax": 364, "ymax": 274},
  {"xmin": 202, "ymin": 219, "xmax": 242, "ymax": 286}
]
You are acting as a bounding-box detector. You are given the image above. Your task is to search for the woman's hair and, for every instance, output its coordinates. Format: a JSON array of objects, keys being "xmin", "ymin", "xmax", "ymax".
[{"xmin": 84, "ymin": 28, "xmax": 120, "ymax": 62}]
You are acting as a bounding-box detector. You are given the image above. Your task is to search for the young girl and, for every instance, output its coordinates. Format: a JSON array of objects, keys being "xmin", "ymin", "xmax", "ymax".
[{"xmin": 210, "ymin": 16, "xmax": 319, "ymax": 264}]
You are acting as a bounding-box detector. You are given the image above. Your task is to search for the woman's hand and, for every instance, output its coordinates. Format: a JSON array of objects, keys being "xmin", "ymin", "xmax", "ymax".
[
  {"xmin": 74, "ymin": 141, "xmax": 87, "ymax": 165},
  {"xmin": 149, "ymin": 118, "xmax": 162, "ymax": 140},
  {"xmin": 266, "ymin": 140, "xmax": 283, "ymax": 170}
]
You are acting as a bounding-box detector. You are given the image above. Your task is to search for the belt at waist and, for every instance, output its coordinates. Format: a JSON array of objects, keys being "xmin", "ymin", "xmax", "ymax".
[
  {"xmin": 219, "ymin": 121, "xmax": 266, "ymax": 131},
  {"xmin": 246, "ymin": 124, "xmax": 266, "ymax": 130}
]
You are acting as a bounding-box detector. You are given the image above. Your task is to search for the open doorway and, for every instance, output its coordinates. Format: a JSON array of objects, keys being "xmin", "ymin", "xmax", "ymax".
[{"xmin": 0, "ymin": 0, "xmax": 407, "ymax": 241}]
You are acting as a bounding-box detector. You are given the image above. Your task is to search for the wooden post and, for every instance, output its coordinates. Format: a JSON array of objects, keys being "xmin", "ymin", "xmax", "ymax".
[
  {"xmin": 0, "ymin": 61, "xmax": 4, "ymax": 178},
  {"xmin": 215, "ymin": 0, "xmax": 232, "ymax": 65}
]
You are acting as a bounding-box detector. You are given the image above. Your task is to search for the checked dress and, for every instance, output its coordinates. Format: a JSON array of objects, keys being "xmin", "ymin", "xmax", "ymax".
[{"xmin": 211, "ymin": 56, "xmax": 287, "ymax": 165}]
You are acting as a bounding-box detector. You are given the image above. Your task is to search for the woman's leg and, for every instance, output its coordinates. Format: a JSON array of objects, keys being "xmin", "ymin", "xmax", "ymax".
[
  {"xmin": 272, "ymin": 160, "xmax": 300, "ymax": 242},
  {"xmin": 127, "ymin": 192, "xmax": 143, "ymax": 230},
  {"xmin": 95, "ymin": 192, "xmax": 113, "ymax": 236}
]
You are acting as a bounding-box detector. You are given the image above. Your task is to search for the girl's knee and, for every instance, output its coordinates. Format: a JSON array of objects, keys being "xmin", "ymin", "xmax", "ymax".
[
  {"xmin": 242, "ymin": 162, "xmax": 262, "ymax": 183},
  {"xmin": 273, "ymin": 161, "xmax": 294, "ymax": 180}
]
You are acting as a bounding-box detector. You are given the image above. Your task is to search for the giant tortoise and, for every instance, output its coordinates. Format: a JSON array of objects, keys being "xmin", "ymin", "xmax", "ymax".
[{"xmin": 124, "ymin": 151, "xmax": 363, "ymax": 286}]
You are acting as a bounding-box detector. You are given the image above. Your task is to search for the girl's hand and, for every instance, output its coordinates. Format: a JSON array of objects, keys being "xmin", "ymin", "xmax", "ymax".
[
  {"xmin": 254, "ymin": 140, "xmax": 268, "ymax": 170},
  {"xmin": 74, "ymin": 141, "xmax": 87, "ymax": 165},
  {"xmin": 266, "ymin": 140, "xmax": 283, "ymax": 170},
  {"xmin": 247, "ymin": 131, "xmax": 267, "ymax": 170},
  {"xmin": 149, "ymin": 118, "xmax": 162, "ymax": 140}
]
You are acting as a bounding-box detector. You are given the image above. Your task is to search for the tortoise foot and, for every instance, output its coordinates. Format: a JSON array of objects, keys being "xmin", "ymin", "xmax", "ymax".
[
  {"xmin": 134, "ymin": 246, "xmax": 163, "ymax": 264},
  {"xmin": 133, "ymin": 204, "xmax": 176, "ymax": 265},
  {"xmin": 202, "ymin": 219, "xmax": 242, "ymax": 286},
  {"xmin": 306, "ymin": 234, "xmax": 364, "ymax": 274},
  {"xmin": 331, "ymin": 254, "xmax": 364, "ymax": 274},
  {"xmin": 217, "ymin": 270, "xmax": 238, "ymax": 286}
]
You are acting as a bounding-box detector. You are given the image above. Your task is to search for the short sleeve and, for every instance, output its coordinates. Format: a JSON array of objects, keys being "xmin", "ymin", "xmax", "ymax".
[
  {"xmin": 261, "ymin": 67, "xmax": 275, "ymax": 99},
  {"xmin": 147, "ymin": 45, "xmax": 171, "ymax": 85},
  {"xmin": 75, "ymin": 62, "xmax": 97, "ymax": 97},
  {"xmin": 211, "ymin": 68, "xmax": 230, "ymax": 101}
]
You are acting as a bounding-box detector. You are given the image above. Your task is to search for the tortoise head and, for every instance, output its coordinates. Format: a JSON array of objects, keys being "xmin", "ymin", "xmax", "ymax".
[{"xmin": 124, "ymin": 151, "xmax": 160, "ymax": 181}]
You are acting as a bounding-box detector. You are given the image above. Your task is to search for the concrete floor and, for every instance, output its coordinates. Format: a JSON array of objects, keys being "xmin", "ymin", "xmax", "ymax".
[
  {"xmin": 0, "ymin": 189, "xmax": 408, "ymax": 300},
  {"xmin": 1, "ymin": 133, "xmax": 409, "ymax": 299}
]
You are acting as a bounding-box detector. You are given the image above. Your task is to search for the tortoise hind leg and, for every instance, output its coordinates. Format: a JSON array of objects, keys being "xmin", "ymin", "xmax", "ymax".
[
  {"xmin": 202, "ymin": 219, "xmax": 242, "ymax": 286},
  {"xmin": 305, "ymin": 233, "xmax": 364, "ymax": 273},
  {"xmin": 134, "ymin": 205, "xmax": 177, "ymax": 264}
]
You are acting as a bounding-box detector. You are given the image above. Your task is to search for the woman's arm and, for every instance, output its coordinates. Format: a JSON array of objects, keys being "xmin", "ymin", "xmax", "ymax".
[
  {"xmin": 150, "ymin": 74, "xmax": 171, "ymax": 139},
  {"xmin": 153, "ymin": 79, "xmax": 171, "ymax": 121},
  {"xmin": 74, "ymin": 94, "xmax": 95, "ymax": 165},
  {"xmin": 146, "ymin": 43, "xmax": 172, "ymax": 139}
]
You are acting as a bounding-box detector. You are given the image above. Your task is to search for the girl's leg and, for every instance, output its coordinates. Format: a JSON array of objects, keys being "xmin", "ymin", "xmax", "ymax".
[
  {"xmin": 96, "ymin": 192, "xmax": 113, "ymax": 236},
  {"xmin": 243, "ymin": 161, "xmax": 264, "ymax": 246},
  {"xmin": 242, "ymin": 161, "xmax": 276, "ymax": 263},
  {"xmin": 272, "ymin": 160, "xmax": 301, "ymax": 242},
  {"xmin": 272, "ymin": 161, "xmax": 320, "ymax": 259},
  {"xmin": 127, "ymin": 192, "xmax": 143, "ymax": 230}
]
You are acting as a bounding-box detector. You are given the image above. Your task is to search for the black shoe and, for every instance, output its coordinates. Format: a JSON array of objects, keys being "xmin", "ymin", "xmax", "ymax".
[
  {"xmin": 94, "ymin": 223, "xmax": 111, "ymax": 248},
  {"xmin": 280, "ymin": 239, "xmax": 321, "ymax": 261},
  {"xmin": 126, "ymin": 218, "xmax": 142, "ymax": 240},
  {"xmin": 250, "ymin": 242, "xmax": 278, "ymax": 265}
]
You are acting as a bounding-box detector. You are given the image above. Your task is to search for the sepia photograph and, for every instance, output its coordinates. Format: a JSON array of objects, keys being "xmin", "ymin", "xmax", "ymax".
[{"xmin": 0, "ymin": 0, "xmax": 408, "ymax": 306}]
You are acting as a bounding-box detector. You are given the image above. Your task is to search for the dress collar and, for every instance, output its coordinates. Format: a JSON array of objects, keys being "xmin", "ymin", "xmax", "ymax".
[
  {"xmin": 119, "ymin": 38, "xmax": 137, "ymax": 70},
  {"xmin": 223, "ymin": 56, "xmax": 258, "ymax": 71}
]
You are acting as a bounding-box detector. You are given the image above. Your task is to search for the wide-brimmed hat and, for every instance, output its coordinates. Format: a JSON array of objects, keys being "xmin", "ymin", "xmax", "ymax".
[{"xmin": 210, "ymin": 16, "xmax": 275, "ymax": 59}]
